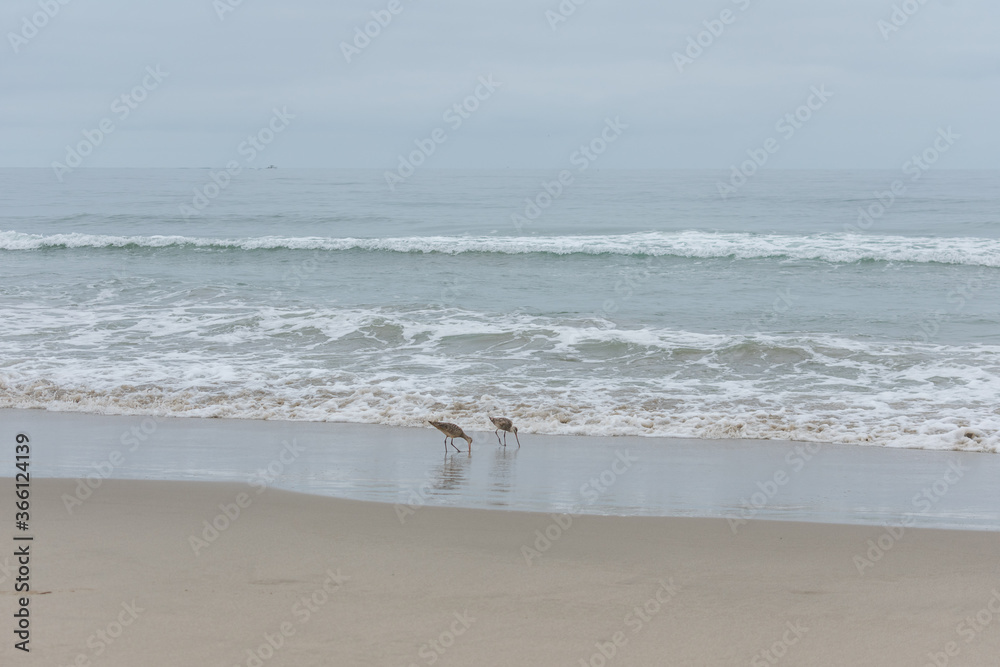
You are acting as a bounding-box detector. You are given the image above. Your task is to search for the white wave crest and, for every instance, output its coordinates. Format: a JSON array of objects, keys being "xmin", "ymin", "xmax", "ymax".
[{"xmin": 3, "ymin": 230, "xmax": 1000, "ymax": 267}]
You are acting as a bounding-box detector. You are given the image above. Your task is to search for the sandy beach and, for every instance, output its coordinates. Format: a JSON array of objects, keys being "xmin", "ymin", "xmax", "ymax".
[
  {"xmin": 4, "ymin": 0, "xmax": 998, "ymax": 663},
  {"xmin": 2, "ymin": 474, "xmax": 999, "ymax": 666}
]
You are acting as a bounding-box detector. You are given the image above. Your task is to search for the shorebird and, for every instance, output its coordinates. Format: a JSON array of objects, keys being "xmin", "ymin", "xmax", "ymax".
[
  {"xmin": 428, "ymin": 421, "xmax": 473, "ymax": 453},
  {"xmin": 489, "ymin": 415, "xmax": 520, "ymax": 447}
]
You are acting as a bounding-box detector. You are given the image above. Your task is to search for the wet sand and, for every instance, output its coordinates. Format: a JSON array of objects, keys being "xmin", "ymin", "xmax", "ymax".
[{"xmin": 5, "ymin": 408, "xmax": 1000, "ymax": 529}]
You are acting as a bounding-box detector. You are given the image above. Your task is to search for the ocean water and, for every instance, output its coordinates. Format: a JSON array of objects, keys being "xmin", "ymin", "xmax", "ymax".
[{"xmin": 1, "ymin": 168, "xmax": 998, "ymax": 451}]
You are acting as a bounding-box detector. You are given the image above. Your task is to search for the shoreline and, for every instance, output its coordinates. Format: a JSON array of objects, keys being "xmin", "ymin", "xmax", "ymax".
[
  {"xmin": 4, "ymin": 402, "xmax": 998, "ymax": 455},
  {"xmin": 5, "ymin": 477, "xmax": 1000, "ymax": 665},
  {"xmin": 4, "ymin": 407, "xmax": 1000, "ymax": 530}
]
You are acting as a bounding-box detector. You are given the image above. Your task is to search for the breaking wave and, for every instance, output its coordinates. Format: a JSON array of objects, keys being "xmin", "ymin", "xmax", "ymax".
[
  {"xmin": 1, "ymin": 305, "xmax": 998, "ymax": 453},
  {"xmin": 3, "ymin": 230, "xmax": 1000, "ymax": 267}
]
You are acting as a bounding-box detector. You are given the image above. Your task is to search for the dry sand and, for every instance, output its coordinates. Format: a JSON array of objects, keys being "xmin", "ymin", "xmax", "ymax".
[{"xmin": 3, "ymin": 477, "xmax": 999, "ymax": 666}]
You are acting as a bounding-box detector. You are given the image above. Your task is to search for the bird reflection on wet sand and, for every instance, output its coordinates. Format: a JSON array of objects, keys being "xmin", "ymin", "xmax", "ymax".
[
  {"xmin": 487, "ymin": 445, "xmax": 517, "ymax": 506},
  {"xmin": 431, "ymin": 450, "xmax": 471, "ymax": 495}
]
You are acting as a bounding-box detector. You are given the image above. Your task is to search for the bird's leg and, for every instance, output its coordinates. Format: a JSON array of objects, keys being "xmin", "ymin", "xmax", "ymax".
[
  {"xmin": 494, "ymin": 429, "xmax": 502, "ymax": 446},
  {"xmin": 503, "ymin": 431, "xmax": 507, "ymax": 446},
  {"xmin": 443, "ymin": 436, "xmax": 448, "ymax": 451},
  {"xmin": 450, "ymin": 438, "xmax": 461, "ymax": 452}
]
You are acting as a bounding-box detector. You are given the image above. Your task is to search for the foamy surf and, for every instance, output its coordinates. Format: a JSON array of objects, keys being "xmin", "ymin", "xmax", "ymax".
[
  {"xmin": 1, "ymin": 375, "xmax": 997, "ymax": 452},
  {"xmin": 1, "ymin": 305, "xmax": 997, "ymax": 453}
]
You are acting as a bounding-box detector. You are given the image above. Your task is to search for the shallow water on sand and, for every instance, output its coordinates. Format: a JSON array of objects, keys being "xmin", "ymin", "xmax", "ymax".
[{"xmin": 15, "ymin": 411, "xmax": 1000, "ymax": 530}]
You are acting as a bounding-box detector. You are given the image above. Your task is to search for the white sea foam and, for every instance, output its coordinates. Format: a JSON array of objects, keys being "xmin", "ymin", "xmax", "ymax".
[
  {"xmin": 1, "ymin": 304, "xmax": 998, "ymax": 453},
  {"xmin": 3, "ymin": 230, "xmax": 1000, "ymax": 267}
]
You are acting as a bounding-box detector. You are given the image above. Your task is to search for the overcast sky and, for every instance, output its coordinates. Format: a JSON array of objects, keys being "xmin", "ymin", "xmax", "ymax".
[{"xmin": 1, "ymin": 0, "xmax": 996, "ymax": 169}]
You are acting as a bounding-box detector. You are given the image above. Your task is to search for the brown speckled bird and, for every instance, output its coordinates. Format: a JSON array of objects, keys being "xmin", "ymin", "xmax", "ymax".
[
  {"xmin": 488, "ymin": 415, "xmax": 520, "ymax": 448},
  {"xmin": 428, "ymin": 421, "xmax": 473, "ymax": 452}
]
